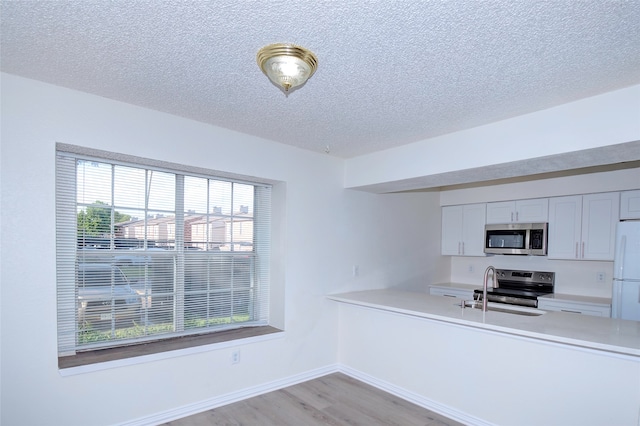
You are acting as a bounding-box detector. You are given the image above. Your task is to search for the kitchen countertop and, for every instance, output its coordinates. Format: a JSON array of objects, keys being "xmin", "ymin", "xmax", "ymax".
[
  {"xmin": 539, "ymin": 292, "xmax": 611, "ymax": 305},
  {"xmin": 430, "ymin": 283, "xmax": 612, "ymax": 306},
  {"xmin": 328, "ymin": 289, "xmax": 640, "ymax": 357},
  {"xmin": 428, "ymin": 282, "xmax": 480, "ymax": 291}
]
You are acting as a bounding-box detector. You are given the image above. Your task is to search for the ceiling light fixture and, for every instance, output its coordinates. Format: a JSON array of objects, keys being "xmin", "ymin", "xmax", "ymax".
[{"xmin": 257, "ymin": 43, "xmax": 318, "ymax": 93}]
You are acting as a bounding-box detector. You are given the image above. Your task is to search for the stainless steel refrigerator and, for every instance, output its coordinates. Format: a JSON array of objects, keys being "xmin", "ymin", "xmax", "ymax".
[{"xmin": 612, "ymin": 220, "xmax": 640, "ymax": 320}]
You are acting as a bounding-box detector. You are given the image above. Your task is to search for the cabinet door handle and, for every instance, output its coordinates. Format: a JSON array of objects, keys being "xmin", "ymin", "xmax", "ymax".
[
  {"xmin": 511, "ymin": 212, "xmax": 514, "ymax": 222},
  {"xmin": 515, "ymin": 211, "xmax": 519, "ymax": 222},
  {"xmin": 561, "ymin": 309, "xmax": 582, "ymax": 314},
  {"xmin": 582, "ymin": 242, "xmax": 585, "ymax": 258},
  {"xmin": 575, "ymin": 242, "xmax": 579, "ymax": 259},
  {"xmin": 458, "ymin": 242, "xmax": 461, "ymax": 255},
  {"xmin": 461, "ymin": 242, "xmax": 465, "ymax": 255}
]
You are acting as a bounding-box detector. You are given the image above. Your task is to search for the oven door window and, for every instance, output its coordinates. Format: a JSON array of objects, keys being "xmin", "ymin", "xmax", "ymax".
[{"xmin": 486, "ymin": 230, "xmax": 526, "ymax": 249}]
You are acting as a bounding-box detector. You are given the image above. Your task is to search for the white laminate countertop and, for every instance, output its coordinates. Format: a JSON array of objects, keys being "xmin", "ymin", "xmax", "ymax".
[
  {"xmin": 539, "ymin": 292, "xmax": 611, "ymax": 306},
  {"xmin": 328, "ymin": 290, "xmax": 640, "ymax": 358},
  {"xmin": 428, "ymin": 282, "xmax": 480, "ymax": 291},
  {"xmin": 430, "ymin": 283, "xmax": 612, "ymax": 307}
]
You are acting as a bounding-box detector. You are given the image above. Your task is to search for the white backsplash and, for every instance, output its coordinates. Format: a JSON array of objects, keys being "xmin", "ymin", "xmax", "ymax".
[{"xmin": 449, "ymin": 256, "xmax": 614, "ymax": 299}]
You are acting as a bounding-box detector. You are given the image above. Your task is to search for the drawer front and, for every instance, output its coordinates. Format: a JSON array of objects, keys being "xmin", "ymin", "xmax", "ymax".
[
  {"xmin": 429, "ymin": 287, "xmax": 474, "ymax": 300},
  {"xmin": 538, "ymin": 299, "xmax": 611, "ymax": 317}
]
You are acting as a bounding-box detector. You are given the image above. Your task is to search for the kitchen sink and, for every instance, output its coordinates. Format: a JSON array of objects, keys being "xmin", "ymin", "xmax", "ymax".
[{"xmin": 458, "ymin": 300, "xmax": 546, "ymax": 316}]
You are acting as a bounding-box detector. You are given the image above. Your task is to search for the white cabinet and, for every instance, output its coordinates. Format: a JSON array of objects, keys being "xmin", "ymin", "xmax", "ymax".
[
  {"xmin": 547, "ymin": 196, "xmax": 582, "ymax": 259},
  {"xmin": 486, "ymin": 198, "xmax": 548, "ymax": 224},
  {"xmin": 441, "ymin": 203, "xmax": 486, "ymax": 256},
  {"xmin": 548, "ymin": 192, "xmax": 620, "ymax": 260},
  {"xmin": 620, "ymin": 190, "xmax": 640, "ymax": 220},
  {"xmin": 538, "ymin": 295, "xmax": 611, "ymax": 317},
  {"xmin": 429, "ymin": 285, "xmax": 475, "ymax": 300}
]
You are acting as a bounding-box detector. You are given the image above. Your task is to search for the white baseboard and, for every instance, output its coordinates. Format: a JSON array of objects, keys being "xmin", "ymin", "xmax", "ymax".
[
  {"xmin": 120, "ymin": 363, "xmax": 492, "ymax": 426},
  {"xmin": 119, "ymin": 364, "xmax": 341, "ymax": 426},
  {"xmin": 338, "ymin": 364, "xmax": 494, "ymax": 426}
]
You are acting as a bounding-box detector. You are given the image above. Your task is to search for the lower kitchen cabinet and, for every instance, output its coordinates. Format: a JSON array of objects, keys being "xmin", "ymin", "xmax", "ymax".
[
  {"xmin": 429, "ymin": 284, "xmax": 476, "ymax": 300},
  {"xmin": 538, "ymin": 294, "xmax": 611, "ymax": 317}
]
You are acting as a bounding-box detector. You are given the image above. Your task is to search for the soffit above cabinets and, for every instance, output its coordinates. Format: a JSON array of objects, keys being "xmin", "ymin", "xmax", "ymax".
[{"xmin": 353, "ymin": 142, "xmax": 640, "ymax": 193}]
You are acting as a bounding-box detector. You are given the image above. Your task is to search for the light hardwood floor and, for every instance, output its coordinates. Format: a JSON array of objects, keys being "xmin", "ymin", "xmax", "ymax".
[{"xmin": 162, "ymin": 373, "xmax": 464, "ymax": 426}]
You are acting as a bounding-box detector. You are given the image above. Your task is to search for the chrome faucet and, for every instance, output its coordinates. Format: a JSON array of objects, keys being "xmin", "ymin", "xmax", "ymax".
[{"xmin": 482, "ymin": 266, "xmax": 498, "ymax": 312}]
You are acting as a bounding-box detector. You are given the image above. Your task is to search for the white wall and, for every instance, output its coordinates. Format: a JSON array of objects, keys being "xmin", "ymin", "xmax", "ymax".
[
  {"xmin": 3, "ymin": 72, "xmax": 637, "ymax": 425},
  {"xmin": 344, "ymin": 84, "xmax": 640, "ymax": 189},
  {"xmin": 338, "ymin": 304, "xmax": 640, "ymax": 426},
  {"xmin": 439, "ymin": 167, "xmax": 640, "ymax": 297},
  {"xmin": 0, "ymin": 73, "xmax": 438, "ymax": 425},
  {"xmin": 335, "ymin": 189, "xmax": 448, "ymax": 294}
]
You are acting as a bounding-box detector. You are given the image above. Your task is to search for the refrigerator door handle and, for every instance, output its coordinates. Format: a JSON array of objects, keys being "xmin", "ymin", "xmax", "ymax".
[
  {"xmin": 612, "ymin": 280, "xmax": 622, "ymax": 319},
  {"xmin": 616, "ymin": 235, "xmax": 626, "ymax": 279},
  {"xmin": 618, "ymin": 281, "xmax": 624, "ymax": 319}
]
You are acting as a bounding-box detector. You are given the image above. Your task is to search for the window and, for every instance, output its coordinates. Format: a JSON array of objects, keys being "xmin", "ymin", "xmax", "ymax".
[{"xmin": 56, "ymin": 146, "xmax": 272, "ymax": 361}]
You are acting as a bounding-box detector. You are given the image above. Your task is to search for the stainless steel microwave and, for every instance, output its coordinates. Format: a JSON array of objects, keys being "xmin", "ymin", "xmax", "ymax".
[{"xmin": 484, "ymin": 223, "xmax": 548, "ymax": 255}]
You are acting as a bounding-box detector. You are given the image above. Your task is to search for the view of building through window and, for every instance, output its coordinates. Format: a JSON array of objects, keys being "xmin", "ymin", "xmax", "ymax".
[{"xmin": 57, "ymin": 155, "xmax": 269, "ymax": 354}]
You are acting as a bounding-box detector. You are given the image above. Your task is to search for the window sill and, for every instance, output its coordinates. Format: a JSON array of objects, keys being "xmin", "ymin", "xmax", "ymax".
[{"xmin": 58, "ymin": 325, "xmax": 283, "ymax": 376}]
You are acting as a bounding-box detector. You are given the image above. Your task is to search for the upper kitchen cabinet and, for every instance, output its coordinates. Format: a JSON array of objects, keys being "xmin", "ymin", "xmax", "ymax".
[
  {"xmin": 548, "ymin": 192, "xmax": 620, "ymax": 260},
  {"xmin": 441, "ymin": 203, "xmax": 486, "ymax": 256},
  {"xmin": 620, "ymin": 190, "xmax": 640, "ymax": 220},
  {"xmin": 486, "ymin": 198, "xmax": 549, "ymax": 224}
]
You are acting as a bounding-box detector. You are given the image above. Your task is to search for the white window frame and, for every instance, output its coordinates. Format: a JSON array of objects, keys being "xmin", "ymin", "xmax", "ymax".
[{"xmin": 56, "ymin": 144, "xmax": 275, "ymax": 365}]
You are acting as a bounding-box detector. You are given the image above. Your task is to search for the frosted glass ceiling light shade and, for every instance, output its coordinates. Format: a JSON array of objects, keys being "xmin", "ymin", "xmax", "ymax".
[{"xmin": 257, "ymin": 43, "xmax": 318, "ymax": 93}]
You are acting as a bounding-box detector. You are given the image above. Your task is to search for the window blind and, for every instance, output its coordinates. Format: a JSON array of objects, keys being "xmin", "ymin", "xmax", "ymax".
[{"xmin": 56, "ymin": 150, "xmax": 271, "ymax": 356}]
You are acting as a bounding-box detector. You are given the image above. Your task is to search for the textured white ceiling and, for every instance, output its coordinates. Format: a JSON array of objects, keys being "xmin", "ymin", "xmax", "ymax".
[{"xmin": 2, "ymin": 1, "xmax": 640, "ymax": 158}]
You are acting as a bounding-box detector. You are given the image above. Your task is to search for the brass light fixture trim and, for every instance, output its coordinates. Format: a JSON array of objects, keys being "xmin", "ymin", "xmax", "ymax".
[{"xmin": 257, "ymin": 43, "xmax": 318, "ymax": 93}]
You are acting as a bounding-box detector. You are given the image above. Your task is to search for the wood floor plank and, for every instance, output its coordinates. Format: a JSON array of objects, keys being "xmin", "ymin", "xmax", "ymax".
[
  {"xmin": 279, "ymin": 377, "xmax": 339, "ymax": 411},
  {"xmin": 317, "ymin": 374, "xmax": 431, "ymax": 425},
  {"xmin": 243, "ymin": 391, "xmax": 335, "ymax": 426},
  {"xmin": 162, "ymin": 373, "xmax": 465, "ymax": 426},
  {"xmin": 327, "ymin": 374, "xmax": 455, "ymax": 426},
  {"xmin": 275, "ymin": 389, "xmax": 345, "ymax": 425}
]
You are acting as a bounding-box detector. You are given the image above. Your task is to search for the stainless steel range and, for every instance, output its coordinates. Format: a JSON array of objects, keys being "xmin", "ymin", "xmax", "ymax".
[{"xmin": 473, "ymin": 269, "xmax": 555, "ymax": 308}]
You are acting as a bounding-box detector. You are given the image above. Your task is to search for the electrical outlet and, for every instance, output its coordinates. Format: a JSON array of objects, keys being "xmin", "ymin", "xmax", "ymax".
[
  {"xmin": 596, "ymin": 272, "xmax": 606, "ymax": 282},
  {"xmin": 231, "ymin": 349, "xmax": 241, "ymax": 364}
]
